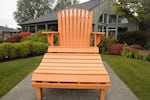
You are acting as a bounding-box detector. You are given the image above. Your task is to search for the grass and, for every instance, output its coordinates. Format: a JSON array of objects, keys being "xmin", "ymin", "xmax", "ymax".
[
  {"xmin": 0, "ymin": 56, "xmax": 43, "ymax": 98},
  {"xmin": 102, "ymin": 54, "xmax": 150, "ymax": 100}
]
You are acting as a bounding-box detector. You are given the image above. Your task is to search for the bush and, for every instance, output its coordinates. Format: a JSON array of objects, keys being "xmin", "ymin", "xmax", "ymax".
[
  {"xmin": 0, "ymin": 36, "xmax": 3, "ymax": 43},
  {"xmin": 109, "ymin": 43, "xmax": 124, "ymax": 55},
  {"xmin": 31, "ymin": 42, "xmax": 48, "ymax": 55},
  {"xmin": 15, "ymin": 41, "xmax": 32, "ymax": 57},
  {"xmin": 0, "ymin": 44, "xmax": 5, "ymax": 60},
  {"xmin": 98, "ymin": 36, "xmax": 116, "ymax": 54},
  {"xmin": 20, "ymin": 32, "xmax": 30, "ymax": 37},
  {"xmin": 121, "ymin": 46, "xmax": 144, "ymax": 60},
  {"xmin": 0, "ymin": 43, "xmax": 17, "ymax": 60},
  {"xmin": 5, "ymin": 34, "xmax": 23, "ymax": 43},
  {"xmin": 145, "ymin": 54, "xmax": 150, "ymax": 61},
  {"xmin": 118, "ymin": 31, "xmax": 148, "ymax": 46},
  {"xmin": 0, "ymin": 41, "xmax": 47, "ymax": 61},
  {"xmin": 21, "ymin": 30, "xmax": 47, "ymax": 43},
  {"xmin": 144, "ymin": 41, "xmax": 150, "ymax": 50}
]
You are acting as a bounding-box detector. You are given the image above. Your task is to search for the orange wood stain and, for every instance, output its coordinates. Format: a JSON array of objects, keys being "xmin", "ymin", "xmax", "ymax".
[{"xmin": 33, "ymin": 8, "xmax": 109, "ymax": 100}]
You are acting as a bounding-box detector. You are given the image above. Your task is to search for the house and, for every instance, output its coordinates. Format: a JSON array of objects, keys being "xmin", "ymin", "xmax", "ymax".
[
  {"xmin": 0, "ymin": 26, "xmax": 19, "ymax": 40},
  {"xmin": 19, "ymin": 0, "xmax": 138, "ymax": 39}
]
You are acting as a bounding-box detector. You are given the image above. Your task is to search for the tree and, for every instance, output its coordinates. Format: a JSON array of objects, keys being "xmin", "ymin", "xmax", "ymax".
[
  {"xmin": 53, "ymin": 0, "xmax": 79, "ymax": 11},
  {"xmin": 113, "ymin": 0, "xmax": 150, "ymax": 34},
  {"xmin": 14, "ymin": 0, "xmax": 52, "ymax": 23}
]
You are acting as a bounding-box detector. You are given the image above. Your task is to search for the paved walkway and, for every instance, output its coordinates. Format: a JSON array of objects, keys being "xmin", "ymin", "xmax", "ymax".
[{"xmin": 1, "ymin": 62, "xmax": 138, "ymax": 100}]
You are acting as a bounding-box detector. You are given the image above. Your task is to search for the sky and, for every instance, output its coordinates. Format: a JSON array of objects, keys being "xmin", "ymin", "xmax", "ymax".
[{"xmin": 0, "ymin": 0, "xmax": 89, "ymax": 29}]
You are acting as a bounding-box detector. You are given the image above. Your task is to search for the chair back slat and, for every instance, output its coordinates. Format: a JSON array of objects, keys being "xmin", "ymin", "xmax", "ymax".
[
  {"xmin": 76, "ymin": 9, "xmax": 81, "ymax": 46},
  {"xmin": 58, "ymin": 8, "xmax": 92, "ymax": 47}
]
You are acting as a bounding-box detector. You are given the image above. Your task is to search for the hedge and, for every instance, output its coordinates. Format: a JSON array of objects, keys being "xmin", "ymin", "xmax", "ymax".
[
  {"xmin": 117, "ymin": 31, "xmax": 148, "ymax": 46},
  {"xmin": 145, "ymin": 54, "xmax": 150, "ymax": 61},
  {"xmin": 0, "ymin": 41, "xmax": 47, "ymax": 61},
  {"xmin": 31, "ymin": 42, "xmax": 48, "ymax": 55},
  {"xmin": 0, "ymin": 36, "xmax": 3, "ymax": 43}
]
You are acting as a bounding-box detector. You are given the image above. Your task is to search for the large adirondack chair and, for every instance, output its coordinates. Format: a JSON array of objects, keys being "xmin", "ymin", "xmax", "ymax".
[{"xmin": 32, "ymin": 8, "xmax": 110, "ymax": 100}]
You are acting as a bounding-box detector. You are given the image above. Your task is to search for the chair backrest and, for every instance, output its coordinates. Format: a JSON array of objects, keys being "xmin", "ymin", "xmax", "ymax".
[{"xmin": 57, "ymin": 8, "xmax": 92, "ymax": 47}]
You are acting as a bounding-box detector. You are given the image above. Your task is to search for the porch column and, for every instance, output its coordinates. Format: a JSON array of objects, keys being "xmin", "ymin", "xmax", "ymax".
[
  {"xmin": 115, "ymin": 27, "xmax": 118, "ymax": 39},
  {"xmin": 27, "ymin": 25, "xmax": 30, "ymax": 32},
  {"xmin": 102, "ymin": 26, "xmax": 104, "ymax": 32},
  {"xmin": 45, "ymin": 23, "xmax": 48, "ymax": 30},
  {"xmin": 116, "ymin": 15, "xmax": 119, "ymax": 23},
  {"xmin": 106, "ymin": 14, "xmax": 109, "ymax": 24},
  {"xmin": 106, "ymin": 14, "xmax": 109, "ymax": 38},
  {"xmin": 102, "ymin": 14, "xmax": 105, "ymax": 23},
  {"xmin": 20, "ymin": 26, "xmax": 23, "ymax": 31},
  {"xmin": 35, "ymin": 25, "xmax": 38, "ymax": 32},
  {"xmin": 106, "ymin": 27, "xmax": 109, "ymax": 38}
]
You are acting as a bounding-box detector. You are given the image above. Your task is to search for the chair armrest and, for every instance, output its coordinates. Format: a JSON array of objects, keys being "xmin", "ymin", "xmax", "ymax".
[
  {"xmin": 92, "ymin": 32, "xmax": 105, "ymax": 35},
  {"xmin": 42, "ymin": 31, "xmax": 59, "ymax": 46},
  {"xmin": 42, "ymin": 31, "xmax": 59, "ymax": 34},
  {"xmin": 92, "ymin": 32, "xmax": 105, "ymax": 47}
]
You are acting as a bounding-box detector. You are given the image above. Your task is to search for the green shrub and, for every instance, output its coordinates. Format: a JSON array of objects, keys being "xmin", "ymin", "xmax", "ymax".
[
  {"xmin": 144, "ymin": 41, "xmax": 150, "ymax": 50},
  {"xmin": 0, "ymin": 36, "xmax": 3, "ymax": 43},
  {"xmin": 128, "ymin": 51, "xmax": 136, "ymax": 58},
  {"xmin": 9, "ymin": 45, "xmax": 17, "ymax": 59},
  {"xmin": 31, "ymin": 42, "xmax": 47, "ymax": 55},
  {"xmin": 99, "ymin": 36, "xmax": 116, "ymax": 54},
  {"xmin": 145, "ymin": 54, "xmax": 150, "ymax": 61},
  {"xmin": 121, "ymin": 48, "xmax": 127, "ymax": 57},
  {"xmin": 12, "ymin": 41, "xmax": 32, "ymax": 58},
  {"xmin": 0, "ymin": 43, "xmax": 17, "ymax": 60},
  {"xmin": 0, "ymin": 41, "xmax": 47, "ymax": 61},
  {"xmin": 121, "ymin": 47, "xmax": 144, "ymax": 60},
  {"xmin": 18, "ymin": 41, "xmax": 32, "ymax": 57},
  {"xmin": 118, "ymin": 31, "xmax": 148, "ymax": 46},
  {"xmin": 0, "ymin": 43, "xmax": 12, "ymax": 59},
  {"xmin": 12, "ymin": 43, "xmax": 20, "ymax": 58},
  {"xmin": 0, "ymin": 45, "xmax": 5, "ymax": 60},
  {"xmin": 137, "ymin": 54, "xmax": 144, "ymax": 60}
]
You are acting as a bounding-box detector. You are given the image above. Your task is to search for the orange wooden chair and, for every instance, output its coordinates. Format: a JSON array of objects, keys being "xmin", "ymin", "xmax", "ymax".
[{"xmin": 32, "ymin": 8, "xmax": 110, "ymax": 100}]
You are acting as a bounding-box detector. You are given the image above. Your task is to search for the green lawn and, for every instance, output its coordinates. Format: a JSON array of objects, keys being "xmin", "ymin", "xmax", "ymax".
[
  {"xmin": 102, "ymin": 55, "xmax": 150, "ymax": 100},
  {"xmin": 0, "ymin": 56, "xmax": 43, "ymax": 98}
]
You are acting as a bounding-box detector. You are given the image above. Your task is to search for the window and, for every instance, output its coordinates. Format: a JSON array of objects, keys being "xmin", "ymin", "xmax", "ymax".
[
  {"xmin": 109, "ymin": 15, "xmax": 116, "ymax": 23},
  {"xmin": 118, "ymin": 16, "xmax": 129, "ymax": 23},
  {"xmin": 98, "ymin": 26, "xmax": 106, "ymax": 32},
  {"xmin": 98, "ymin": 26, "xmax": 102, "ymax": 31},
  {"xmin": 99, "ymin": 15, "xmax": 103, "ymax": 23},
  {"xmin": 98, "ymin": 14, "xmax": 107, "ymax": 23},
  {"xmin": 104, "ymin": 14, "xmax": 107, "ymax": 23}
]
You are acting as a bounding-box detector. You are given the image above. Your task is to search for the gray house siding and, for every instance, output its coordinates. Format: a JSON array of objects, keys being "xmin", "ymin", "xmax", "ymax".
[
  {"xmin": 91, "ymin": 0, "xmax": 138, "ymax": 38},
  {"xmin": 20, "ymin": 0, "xmax": 138, "ymax": 39}
]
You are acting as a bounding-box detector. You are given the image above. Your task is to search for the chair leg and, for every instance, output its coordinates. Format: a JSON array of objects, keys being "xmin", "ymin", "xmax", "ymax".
[
  {"xmin": 36, "ymin": 88, "xmax": 42, "ymax": 100},
  {"xmin": 100, "ymin": 89, "xmax": 105, "ymax": 100}
]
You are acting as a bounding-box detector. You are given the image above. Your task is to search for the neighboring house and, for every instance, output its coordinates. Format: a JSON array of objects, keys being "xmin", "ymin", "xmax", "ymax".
[
  {"xmin": 19, "ymin": 0, "xmax": 138, "ymax": 39},
  {"xmin": 0, "ymin": 26, "xmax": 19, "ymax": 40}
]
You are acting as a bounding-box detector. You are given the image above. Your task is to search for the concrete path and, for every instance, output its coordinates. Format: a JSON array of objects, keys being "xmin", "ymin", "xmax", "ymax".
[{"xmin": 1, "ymin": 61, "xmax": 138, "ymax": 100}]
